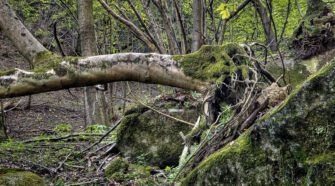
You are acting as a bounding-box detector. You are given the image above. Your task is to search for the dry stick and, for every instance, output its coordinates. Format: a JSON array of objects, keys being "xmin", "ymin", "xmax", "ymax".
[
  {"xmin": 266, "ymin": 0, "xmax": 287, "ymax": 85},
  {"xmin": 137, "ymin": 100, "xmax": 195, "ymax": 127},
  {"xmin": 278, "ymin": 0, "xmax": 291, "ymax": 44},
  {"xmin": 53, "ymin": 22, "xmax": 66, "ymax": 57},
  {"xmin": 81, "ymin": 117, "xmax": 123, "ymax": 153},
  {"xmin": 172, "ymin": 0, "xmax": 188, "ymax": 53},
  {"xmin": 125, "ymin": 83, "xmax": 195, "ymax": 127},
  {"xmin": 0, "ymin": 160, "xmax": 57, "ymax": 175},
  {"xmin": 23, "ymin": 134, "xmax": 103, "ymax": 144},
  {"xmin": 93, "ymin": 142, "xmax": 115, "ymax": 154},
  {"xmin": 100, "ymin": 143, "xmax": 117, "ymax": 157},
  {"xmin": 55, "ymin": 152, "xmax": 72, "ymax": 172},
  {"xmin": 3, "ymin": 98, "xmax": 23, "ymax": 113},
  {"xmin": 67, "ymin": 179, "xmax": 100, "ymax": 186},
  {"xmin": 98, "ymin": 0, "xmax": 156, "ymax": 51},
  {"xmin": 126, "ymin": 0, "xmax": 163, "ymax": 53},
  {"xmin": 96, "ymin": 154, "xmax": 112, "ymax": 174}
]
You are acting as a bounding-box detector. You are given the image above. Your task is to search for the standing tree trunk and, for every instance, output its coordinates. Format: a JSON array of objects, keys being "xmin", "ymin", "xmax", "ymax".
[
  {"xmin": 192, "ymin": 0, "xmax": 205, "ymax": 52},
  {"xmin": 252, "ymin": 0, "xmax": 278, "ymax": 51},
  {"xmin": 0, "ymin": 103, "xmax": 6, "ymax": 140},
  {"xmin": 78, "ymin": 0, "xmax": 109, "ymax": 126}
]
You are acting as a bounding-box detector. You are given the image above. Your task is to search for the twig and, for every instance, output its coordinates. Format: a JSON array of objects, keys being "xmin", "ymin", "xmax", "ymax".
[
  {"xmin": 137, "ymin": 100, "xmax": 195, "ymax": 127},
  {"xmin": 81, "ymin": 117, "xmax": 123, "ymax": 153},
  {"xmin": 125, "ymin": 83, "xmax": 195, "ymax": 127},
  {"xmin": 53, "ymin": 21, "xmax": 66, "ymax": 57},
  {"xmin": 55, "ymin": 152, "xmax": 72, "ymax": 172},
  {"xmin": 66, "ymin": 179, "xmax": 100, "ymax": 186},
  {"xmin": 23, "ymin": 133, "xmax": 103, "ymax": 143}
]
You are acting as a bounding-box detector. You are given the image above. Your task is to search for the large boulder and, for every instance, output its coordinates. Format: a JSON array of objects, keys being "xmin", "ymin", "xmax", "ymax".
[
  {"xmin": 180, "ymin": 59, "xmax": 335, "ymax": 185},
  {"xmin": 0, "ymin": 169, "xmax": 45, "ymax": 186},
  {"xmin": 116, "ymin": 100, "xmax": 199, "ymax": 167}
]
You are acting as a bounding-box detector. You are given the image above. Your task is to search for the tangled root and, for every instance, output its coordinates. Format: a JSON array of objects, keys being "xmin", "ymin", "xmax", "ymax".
[{"xmin": 291, "ymin": 11, "xmax": 335, "ymax": 59}]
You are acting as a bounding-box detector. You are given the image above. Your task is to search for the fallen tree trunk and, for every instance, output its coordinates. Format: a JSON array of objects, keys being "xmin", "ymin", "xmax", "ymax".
[
  {"xmin": 0, "ymin": 0, "xmax": 212, "ymax": 99},
  {"xmin": 0, "ymin": 53, "xmax": 209, "ymax": 98}
]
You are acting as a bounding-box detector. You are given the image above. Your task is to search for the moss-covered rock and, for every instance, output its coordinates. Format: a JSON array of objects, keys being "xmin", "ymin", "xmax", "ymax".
[
  {"xmin": 266, "ymin": 49, "xmax": 335, "ymax": 88},
  {"xmin": 105, "ymin": 157, "xmax": 129, "ymax": 179},
  {"xmin": 105, "ymin": 159, "xmax": 156, "ymax": 185},
  {"xmin": 0, "ymin": 169, "xmax": 45, "ymax": 186},
  {"xmin": 116, "ymin": 102, "xmax": 198, "ymax": 167},
  {"xmin": 180, "ymin": 59, "xmax": 335, "ymax": 185}
]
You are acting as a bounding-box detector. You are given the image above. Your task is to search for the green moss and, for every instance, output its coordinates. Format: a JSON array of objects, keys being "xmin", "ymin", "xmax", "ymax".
[
  {"xmin": 180, "ymin": 59, "xmax": 335, "ymax": 185},
  {"xmin": 0, "ymin": 69, "xmax": 17, "ymax": 77},
  {"xmin": 306, "ymin": 152, "xmax": 335, "ymax": 165},
  {"xmin": 124, "ymin": 106, "xmax": 148, "ymax": 116},
  {"xmin": 105, "ymin": 157, "xmax": 129, "ymax": 179},
  {"xmin": 53, "ymin": 123, "xmax": 72, "ymax": 133},
  {"xmin": 260, "ymin": 59, "xmax": 335, "ymax": 122},
  {"xmin": 32, "ymin": 51, "xmax": 80, "ymax": 76},
  {"xmin": 181, "ymin": 132, "xmax": 253, "ymax": 185},
  {"xmin": 108, "ymin": 163, "xmax": 156, "ymax": 185},
  {"xmin": 111, "ymin": 172, "xmax": 128, "ymax": 182},
  {"xmin": 0, "ymin": 170, "xmax": 45, "ymax": 186},
  {"xmin": 174, "ymin": 44, "xmax": 248, "ymax": 84},
  {"xmin": 116, "ymin": 104, "xmax": 194, "ymax": 167}
]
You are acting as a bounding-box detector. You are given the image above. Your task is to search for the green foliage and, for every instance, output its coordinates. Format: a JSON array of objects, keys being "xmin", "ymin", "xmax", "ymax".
[
  {"xmin": 53, "ymin": 123, "xmax": 72, "ymax": 134},
  {"xmin": 105, "ymin": 157, "xmax": 129, "ymax": 179},
  {"xmin": 85, "ymin": 124, "xmax": 108, "ymax": 134},
  {"xmin": 219, "ymin": 103, "xmax": 233, "ymax": 125},
  {"xmin": 216, "ymin": 3, "xmax": 237, "ymax": 19}
]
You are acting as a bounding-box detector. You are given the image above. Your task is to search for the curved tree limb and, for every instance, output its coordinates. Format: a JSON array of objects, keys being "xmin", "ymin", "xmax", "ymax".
[
  {"xmin": 0, "ymin": 0, "xmax": 210, "ymax": 99},
  {"xmin": 0, "ymin": 53, "xmax": 209, "ymax": 99}
]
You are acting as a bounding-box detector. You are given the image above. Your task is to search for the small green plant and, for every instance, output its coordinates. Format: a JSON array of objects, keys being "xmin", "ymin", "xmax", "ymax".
[
  {"xmin": 135, "ymin": 154, "xmax": 148, "ymax": 166},
  {"xmin": 53, "ymin": 123, "xmax": 72, "ymax": 133},
  {"xmin": 85, "ymin": 124, "xmax": 108, "ymax": 134},
  {"xmin": 219, "ymin": 103, "xmax": 233, "ymax": 125},
  {"xmin": 191, "ymin": 91, "xmax": 202, "ymax": 100}
]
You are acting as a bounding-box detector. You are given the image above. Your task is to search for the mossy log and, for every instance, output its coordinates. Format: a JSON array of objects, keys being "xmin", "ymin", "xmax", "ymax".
[{"xmin": 180, "ymin": 59, "xmax": 335, "ymax": 185}]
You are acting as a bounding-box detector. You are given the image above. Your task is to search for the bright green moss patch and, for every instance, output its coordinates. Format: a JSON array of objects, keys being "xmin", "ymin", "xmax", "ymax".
[
  {"xmin": 174, "ymin": 44, "xmax": 248, "ymax": 84},
  {"xmin": 105, "ymin": 157, "xmax": 129, "ymax": 179},
  {"xmin": 306, "ymin": 152, "xmax": 335, "ymax": 165},
  {"xmin": 0, "ymin": 169, "xmax": 45, "ymax": 186},
  {"xmin": 32, "ymin": 51, "xmax": 80, "ymax": 76}
]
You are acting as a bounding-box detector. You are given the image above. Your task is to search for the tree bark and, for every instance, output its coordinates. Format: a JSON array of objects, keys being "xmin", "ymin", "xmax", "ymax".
[
  {"xmin": 252, "ymin": 0, "xmax": 278, "ymax": 51},
  {"xmin": 192, "ymin": 0, "xmax": 205, "ymax": 52},
  {"xmin": 0, "ymin": 53, "xmax": 209, "ymax": 99},
  {"xmin": 0, "ymin": 0, "xmax": 47, "ymax": 63},
  {"xmin": 153, "ymin": 0, "xmax": 181, "ymax": 54},
  {"xmin": 78, "ymin": 0, "xmax": 109, "ymax": 126}
]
